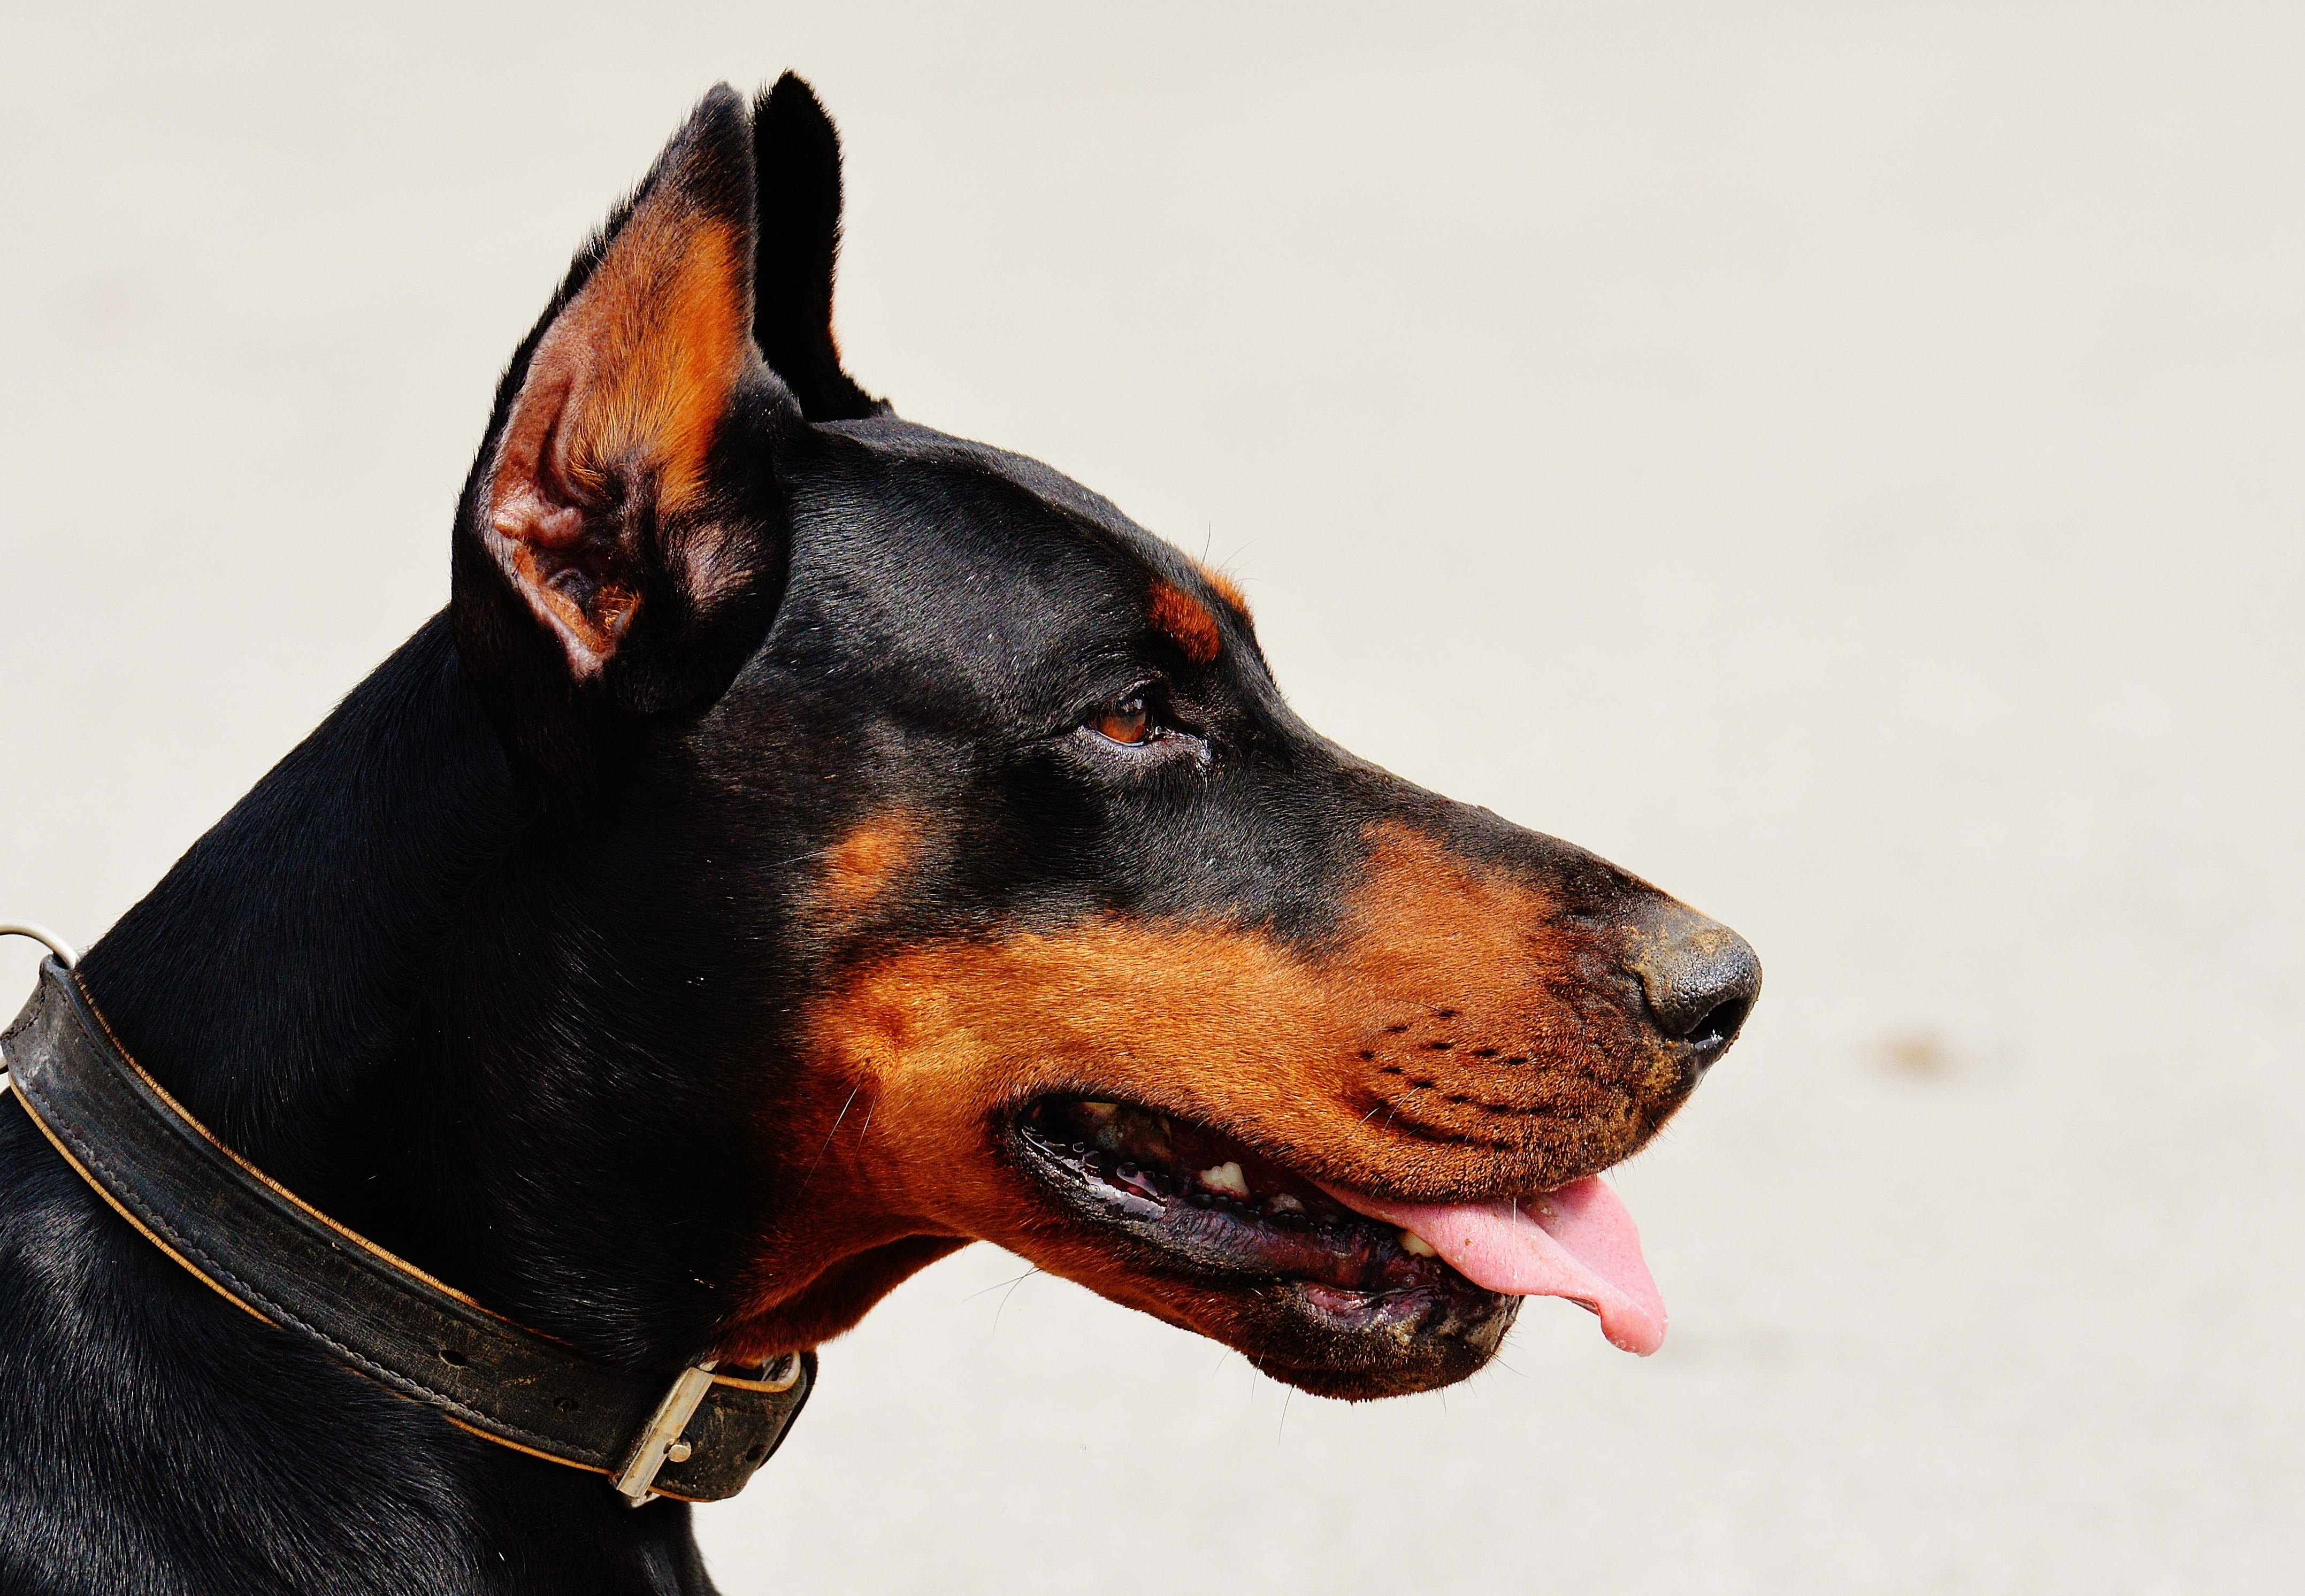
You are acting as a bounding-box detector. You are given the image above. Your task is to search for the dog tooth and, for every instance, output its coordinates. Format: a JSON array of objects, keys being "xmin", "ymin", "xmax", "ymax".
[
  {"xmin": 1398, "ymin": 1229, "xmax": 1438, "ymax": 1257},
  {"xmin": 1268, "ymin": 1194, "xmax": 1305, "ymax": 1215},
  {"xmin": 1199, "ymin": 1162, "xmax": 1249, "ymax": 1200}
]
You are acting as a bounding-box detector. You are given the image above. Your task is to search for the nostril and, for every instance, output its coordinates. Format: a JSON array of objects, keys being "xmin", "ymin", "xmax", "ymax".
[{"xmin": 1688, "ymin": 996, "xmax": 1752, "ymax": 1052}]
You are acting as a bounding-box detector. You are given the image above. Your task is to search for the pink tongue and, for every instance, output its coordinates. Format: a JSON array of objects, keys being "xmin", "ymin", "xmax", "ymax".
[{"xmin": 1315, "ymin": 1176, "xmax": 1668, "ymax": 1355}]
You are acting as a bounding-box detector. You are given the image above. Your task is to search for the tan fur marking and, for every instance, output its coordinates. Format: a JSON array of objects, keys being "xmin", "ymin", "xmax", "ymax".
[
  {"xmin": 817, "ymin": 812, "xmax": 924, "ymax": 915},
  {"xmin": 1148, "ymin": 580, "xmax": 1222, "ymax": 665},
  {"xmin": 1197, "ymin": 563, "xmax": 1251, "ymax": 620}
]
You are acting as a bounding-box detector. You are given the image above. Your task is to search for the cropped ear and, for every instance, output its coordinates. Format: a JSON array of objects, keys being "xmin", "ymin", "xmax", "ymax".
[
  {"xmin": 456, "ymin": 85, "xmax": 791, "ymax": 739},
  {"xmin": 752, "ymin": 73, "xmax": 884, "ymax": 421}
]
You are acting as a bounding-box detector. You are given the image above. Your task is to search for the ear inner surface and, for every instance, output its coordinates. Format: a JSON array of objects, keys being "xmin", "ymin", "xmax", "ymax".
[{"xmin": 482, "ymin": 90, "xmax": 761, "ymax": 682}]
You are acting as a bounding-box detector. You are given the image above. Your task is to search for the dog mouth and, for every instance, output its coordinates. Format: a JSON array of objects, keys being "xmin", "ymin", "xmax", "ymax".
[{"xmin": 1009, "ymin": 1097, "xmax": 1667, "ymax": 1360}]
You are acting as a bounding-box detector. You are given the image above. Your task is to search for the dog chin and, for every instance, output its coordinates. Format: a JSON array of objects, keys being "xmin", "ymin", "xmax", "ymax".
[
  {"xmin": 1004, "ymin": 1097, "xmax": 1521, "ymax": 1398},
  {"xmin": 1212, "ymin": 1278, "xmax": 1521, "ymax": 1400}
]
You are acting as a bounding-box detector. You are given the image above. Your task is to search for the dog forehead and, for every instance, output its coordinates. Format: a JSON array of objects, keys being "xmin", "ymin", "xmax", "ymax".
[
  {"xmin": 810, "ymin": 417, "xmax": 1154, "ymax": 562},
  {"xmin": 777, "ymin": 418, "xmax": 1207, "ymax": 689}
]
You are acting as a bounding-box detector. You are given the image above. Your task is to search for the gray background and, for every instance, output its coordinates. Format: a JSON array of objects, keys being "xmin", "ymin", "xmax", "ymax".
[{"xmin": 3, "ymin": 3, "xmax": 2298, "ymax": 1591}]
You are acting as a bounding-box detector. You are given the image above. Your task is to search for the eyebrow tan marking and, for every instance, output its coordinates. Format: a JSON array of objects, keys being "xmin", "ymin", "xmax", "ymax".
[
  {"xmin": 1148, "ymin": 580, "xmax": 1222, "ymax": 665},
  {"xmin": 1196, "ymin": 563, "xmax": 1251, "ymax": 620}
]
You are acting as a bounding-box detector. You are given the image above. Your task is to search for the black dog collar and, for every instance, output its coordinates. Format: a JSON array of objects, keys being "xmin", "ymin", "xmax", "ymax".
[{"xmin": 0, "ymin": 959, "xmax": 811, "ymax": 1506}]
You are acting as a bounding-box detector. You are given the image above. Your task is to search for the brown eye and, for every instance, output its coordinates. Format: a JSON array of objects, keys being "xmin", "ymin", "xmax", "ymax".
[{"xmin": 1096, "ymin": 696, "xmax": 1151, "ymax": 745}]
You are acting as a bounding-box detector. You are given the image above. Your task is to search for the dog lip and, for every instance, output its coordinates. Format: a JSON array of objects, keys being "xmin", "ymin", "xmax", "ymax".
[
  {"xmin": 1002, "ymin": 1096, "xmax": 1514, "ymax": 1311},
  {"xmin": 997, "ymin": 1091, "xmax": 1617, "ymax": 1223}
]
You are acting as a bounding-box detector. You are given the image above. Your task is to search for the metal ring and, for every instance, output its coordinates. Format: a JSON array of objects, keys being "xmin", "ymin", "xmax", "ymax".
[{"xmin": 0, "ymin": 924, "xmax": 79, "ymax": 969}]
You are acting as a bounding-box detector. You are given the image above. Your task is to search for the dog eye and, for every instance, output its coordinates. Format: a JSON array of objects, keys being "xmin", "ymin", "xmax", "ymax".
[{"xmin": 1094, "ymin": 695, "xmax": 1152, "ymax": 745}]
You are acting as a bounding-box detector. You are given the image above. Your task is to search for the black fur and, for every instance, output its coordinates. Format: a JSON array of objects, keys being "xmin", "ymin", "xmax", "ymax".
[{"xmin": 752, "ymin": 74, "xmax": 884, "ymax": 422}]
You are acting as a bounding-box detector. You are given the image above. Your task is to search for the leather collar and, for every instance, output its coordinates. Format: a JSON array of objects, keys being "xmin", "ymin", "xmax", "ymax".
[{"xmin": 1, "ymin": 959, "xmax": 811, "ymax": 1506}]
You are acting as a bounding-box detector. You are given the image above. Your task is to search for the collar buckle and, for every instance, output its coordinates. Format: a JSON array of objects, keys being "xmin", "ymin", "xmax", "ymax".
[
  {"xmin": 615, "ymin": 1361, "xmax": 721, "ymax": 1506},
  {"xmin": 612, "ymin": 1352, "xmax": 806, "ymax": 1505}
]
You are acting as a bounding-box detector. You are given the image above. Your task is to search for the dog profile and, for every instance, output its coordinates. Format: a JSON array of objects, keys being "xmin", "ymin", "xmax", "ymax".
[{"xmin": 0, "ymin": 75, "xmax": 1757, "ymax": 1593}]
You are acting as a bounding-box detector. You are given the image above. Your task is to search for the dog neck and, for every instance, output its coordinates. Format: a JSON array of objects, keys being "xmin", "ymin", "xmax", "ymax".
[
  {"xmin": 70, "ymin": 613, "xmax": 762, "ymax": 1364},
  {"xmin": 2, "ymin": 613, "xmax": 765, "ymax": 1591}
]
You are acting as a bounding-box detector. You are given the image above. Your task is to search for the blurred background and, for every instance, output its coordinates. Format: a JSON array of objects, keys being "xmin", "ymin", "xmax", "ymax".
[{"xmin": 3, "ymin": 3, "xmax": 2299, "ymax": 1590}]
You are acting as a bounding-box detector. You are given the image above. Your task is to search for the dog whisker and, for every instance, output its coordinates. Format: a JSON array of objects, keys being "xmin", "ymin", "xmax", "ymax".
[
  {"xmin": 990, "ymin": 1267, "xmax": 1042, "ymax": 1339},
  {"xmin": 795, "ymin": 1085, "xmax": 863, "ymax": 1194},
  {"xmin": 964, "ymin": 1267, "xmax": 1039, "ymax": 1304}
]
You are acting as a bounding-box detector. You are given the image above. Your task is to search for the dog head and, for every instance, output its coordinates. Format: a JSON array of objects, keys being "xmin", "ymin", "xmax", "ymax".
[{"xmin": 449, "ymin": 80, "xmax": 1758, "ymax": 1400}]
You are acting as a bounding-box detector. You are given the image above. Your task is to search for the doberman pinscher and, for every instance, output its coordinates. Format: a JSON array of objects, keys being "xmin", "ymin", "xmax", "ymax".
[{"xmin": 0, "ymin": 76, "xmax": 1757, "ymax": 1593}]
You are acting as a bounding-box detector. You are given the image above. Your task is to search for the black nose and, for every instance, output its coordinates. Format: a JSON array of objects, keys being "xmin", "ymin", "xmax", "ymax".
[{"xmin": 1626, "ymin": 901, "xmax": 1762, "ymax": 1057}]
